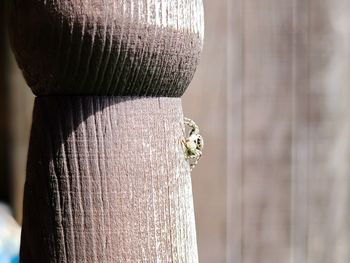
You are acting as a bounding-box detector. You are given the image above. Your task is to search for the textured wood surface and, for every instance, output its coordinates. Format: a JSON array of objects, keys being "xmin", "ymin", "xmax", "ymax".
[
  {"xmin": 9, "ymin": 0, "xmax": 204, "ymax": 96},
  {"xmin": 9, "ymin": 0, "xmax": 203, "ymax": 262},
  {"xmin": 305, "ymin": 1, "xmax": 350, "ymax": 262},
  {"xmin": 227, "ymin": 0, "xmax": 350, "ymax": 262},
  {"xmin": 22, "ymin": 97, "xmax": 198, "ymax": 262}
]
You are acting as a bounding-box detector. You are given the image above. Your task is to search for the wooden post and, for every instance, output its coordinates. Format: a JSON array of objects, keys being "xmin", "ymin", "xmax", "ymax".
[{"xmin": 9, "ymin": 0, "xmax": 204, "ymax": 262}]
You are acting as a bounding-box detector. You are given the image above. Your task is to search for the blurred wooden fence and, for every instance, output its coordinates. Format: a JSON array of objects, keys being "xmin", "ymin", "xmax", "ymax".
[
  {"xmin": 225, "ymin": 0, "xmax": 350, "ymax": 262},
  {"xmin": 191, "ymin": 0, "xmax": 350, "ymax": 262}
]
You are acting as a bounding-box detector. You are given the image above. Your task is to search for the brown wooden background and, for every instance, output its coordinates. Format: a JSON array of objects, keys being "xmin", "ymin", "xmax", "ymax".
[
  {"xmin": 191, "ymin": 0, "xmax": 350, "ymax": 262},
  {"xmin": 1, "ymin": 0, "xmax": 350, "ymax": 262}
]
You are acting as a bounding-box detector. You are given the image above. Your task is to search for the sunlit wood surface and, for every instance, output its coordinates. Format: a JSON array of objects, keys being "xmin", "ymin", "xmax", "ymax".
[{"xmin": 3, "ymin": 0, "xmax": 350, "ymax": 262}]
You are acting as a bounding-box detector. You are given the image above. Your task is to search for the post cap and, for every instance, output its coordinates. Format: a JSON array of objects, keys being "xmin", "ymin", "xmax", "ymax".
[{"xmin": 9, "ymin": 0, "xmax": 204, "ymax": 97}]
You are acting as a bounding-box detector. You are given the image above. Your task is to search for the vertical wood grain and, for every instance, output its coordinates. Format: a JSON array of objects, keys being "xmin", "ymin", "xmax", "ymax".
[
  {"xmin": 9, "ymin": 0, "xmax": 204, "ymax": 97},
  {"xmin": 227, "ymin": 0, "xmax": 350, "ymax": 262},
  {"xmin": 9, "ymin": 0, "xmax": 204, "ymax": 262},
  {"xmin": 290, "ymin": 0, "xmax": 309, "ymax": 262},
  {"xmin": 242, "ymin": 1, "xmax": 294, "ymax": 262},
  {"xmin": 307, "ymin": 1, "xmax": 350, "ymax": 262},
  {"xmin": 226, "ymin": 0, "xmax": 243, "ymax": 261},
  {"xmin": 22, "ymin": 97, "xmax": 198, "ymax": 262}
]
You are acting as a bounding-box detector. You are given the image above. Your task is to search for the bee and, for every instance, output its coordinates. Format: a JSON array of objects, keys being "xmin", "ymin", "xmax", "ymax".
[{"xmin": 182, "ymin": 118, "xmax": 204, "ymax": 171}]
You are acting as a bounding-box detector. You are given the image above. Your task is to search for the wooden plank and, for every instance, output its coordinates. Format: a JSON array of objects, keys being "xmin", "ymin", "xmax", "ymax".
[
  {"xmin": 290, "ymin": 0, "xmax": 310, "ymax": 262},
  {"xmin": 227, "ymin": 0, "xmax": 350, "ymax": 262},
  {"xmin": 227, "ymin": 0, "xmax": 307, "ymax": 262},
  {"xmin": 307, "ymin": 1, "xmax": 350, "ymax": 262},
  {"xmin": 226, "ymin": 0, "xmax": 244, "ymax": 262},
  {"xmin": 240, "ymin": 1, "xmax": 294, "ymax": 262}
]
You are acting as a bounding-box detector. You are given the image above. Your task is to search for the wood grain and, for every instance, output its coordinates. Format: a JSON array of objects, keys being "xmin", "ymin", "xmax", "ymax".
[
  {"xmin": 22, "ymin": 97, "xmax": 198, "ymax": 262},
  {"xmin": 226, "ymin": 0, "xmax": 350, "ymax": 262},
  {"xmin": 9, "ymin": 0, "xmax": 204, "ymax": 262},
  {"xmin": 9, "ymin": 0, "xmax": 204, "ymax": 97}
]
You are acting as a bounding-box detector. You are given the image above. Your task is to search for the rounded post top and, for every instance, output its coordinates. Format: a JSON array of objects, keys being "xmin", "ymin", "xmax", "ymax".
[{"xmin": 9, "ymin": 0, "xmax": 204, "ymax": 97}]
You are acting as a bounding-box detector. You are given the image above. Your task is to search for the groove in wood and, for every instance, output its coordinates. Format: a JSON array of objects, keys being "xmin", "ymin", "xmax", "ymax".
[
  {"xmin": 9, "ymin": 0, "xmax": 204, "ymax": 97},
  {"xmin": 21, "ymin": 97, "xmax": 199, "ymax": 262}
]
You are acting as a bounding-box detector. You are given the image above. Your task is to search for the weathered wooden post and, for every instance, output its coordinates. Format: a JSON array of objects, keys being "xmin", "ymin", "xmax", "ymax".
[{"xmin": 9, "ymin": 0, "xmax": 204, "ymax": 262}]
